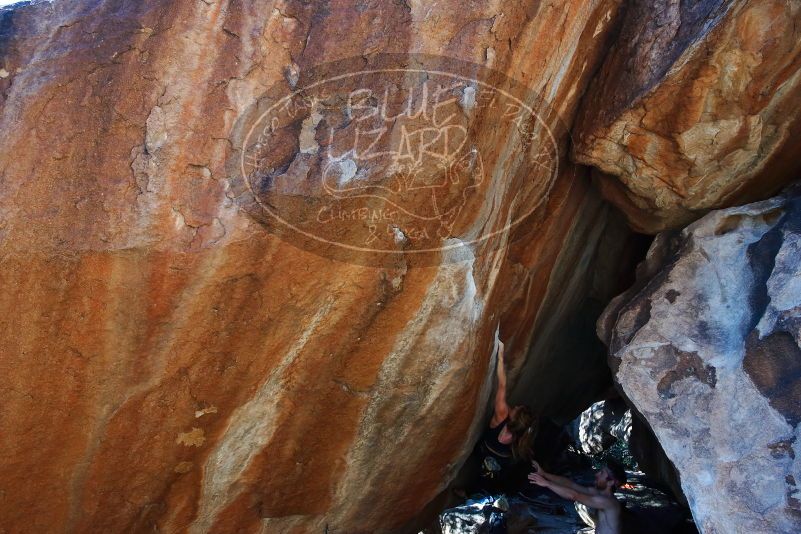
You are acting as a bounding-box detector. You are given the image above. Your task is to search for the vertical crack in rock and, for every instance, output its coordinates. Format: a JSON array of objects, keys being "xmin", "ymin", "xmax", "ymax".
[{"xmin": 745, "ymin": 210, "xmax": 786, "ymax": 334}]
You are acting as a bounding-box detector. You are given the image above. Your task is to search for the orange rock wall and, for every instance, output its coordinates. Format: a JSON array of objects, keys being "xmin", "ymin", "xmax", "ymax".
[
  {"xmin": 573, "ymin": 0, "xmax": 801, "ymax": 233},
  {"xmin": 0, "ymin": 1, "xmax": 630, "ymax": 532}
]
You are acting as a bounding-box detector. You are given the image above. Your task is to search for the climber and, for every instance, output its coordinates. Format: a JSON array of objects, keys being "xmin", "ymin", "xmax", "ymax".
[
  {"xmin": 473, "ymin": 338, "xmax": 538, "ymax": 492},
  {"xmin": 527, "ymin": 460, "xmax": 628, "ymax": 534}
]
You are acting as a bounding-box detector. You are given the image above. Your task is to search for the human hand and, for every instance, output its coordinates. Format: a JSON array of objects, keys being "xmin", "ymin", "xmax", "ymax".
[
  {"xmin": 528, "ymin": 472, "xmax": 549, "ymax": 487},
  {"xmin": 530, "ymin": 460, "xmax": 541, "ymax": 473}
]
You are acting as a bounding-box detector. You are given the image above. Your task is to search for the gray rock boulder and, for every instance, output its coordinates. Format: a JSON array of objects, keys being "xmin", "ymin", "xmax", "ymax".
[
  {"xmin": 599, "ymin": 185, "xmax": 801, "ymax": 533},
  {"xmin": 569, "ymin": 399, "xmax": 632, "ymax": 456}
]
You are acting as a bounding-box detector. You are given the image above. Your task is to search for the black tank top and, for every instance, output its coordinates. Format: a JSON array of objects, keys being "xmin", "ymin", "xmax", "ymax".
[{"xmin": 481, "ymin": 418, "xmax": 512, "ymax": 459}]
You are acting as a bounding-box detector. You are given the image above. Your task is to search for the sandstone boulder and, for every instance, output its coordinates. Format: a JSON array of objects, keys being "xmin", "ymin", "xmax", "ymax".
[
  {"xmin": 0, "ymin": 0, "xmax": 632, "ymax": 532},
  {"xmin": 573, "ymin": 0, "xmax": 801, "ymax": 233},
  {"xmin": 600, "ymin": 185, "xmax": 801, "ymax": 532}
]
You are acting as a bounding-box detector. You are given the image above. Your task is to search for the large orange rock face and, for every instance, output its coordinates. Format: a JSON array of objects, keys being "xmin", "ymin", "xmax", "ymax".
[
  {"xmin": 573, "ymin": 0, "xmax": 801, "ymax": 234},
  {"xmin": 0, "ymin": 0, "xmax": 630, "ymax": 532}
]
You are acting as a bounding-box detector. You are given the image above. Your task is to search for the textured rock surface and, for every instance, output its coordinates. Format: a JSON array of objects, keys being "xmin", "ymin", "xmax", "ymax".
[
  {"xmin": 573, "ymin": 0, "xmax": 801, "ymax": 233},
  {"xmin": 570, "ymin": 399, "xmax": 631, "ymax": 456},
  {"xmin": 600, "ymin": 186, "xmax": 801, "ymax": 533},
  {"xmin": 0, "ymin": 0, "xmax": 633, "ymax": 532},
  {"xmin": 627, "ymin": 411, "xmax": 687, "ymax": 508}
]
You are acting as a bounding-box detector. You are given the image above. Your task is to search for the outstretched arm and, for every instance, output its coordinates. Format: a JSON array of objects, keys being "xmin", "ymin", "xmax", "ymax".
[
  {"xmin": 490, "ymin": 340, "xmax": 509, "ymax": 427},
  {"xmin": 529, "ymin": 464, "xmax": 593, "ymax": 495},
  {"xmin": 529, "ymin": 473, "xmax": 617, "ymax": 510}
]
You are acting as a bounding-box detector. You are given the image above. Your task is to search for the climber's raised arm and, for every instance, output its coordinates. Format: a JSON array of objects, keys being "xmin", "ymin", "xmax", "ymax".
[
  {"xmin": 530, "ymin": 462, "xmax": 591, "ymax": 495},
  {"xmin": 490, "ymin": 340, "xmax": 510, "ymax": 426}
]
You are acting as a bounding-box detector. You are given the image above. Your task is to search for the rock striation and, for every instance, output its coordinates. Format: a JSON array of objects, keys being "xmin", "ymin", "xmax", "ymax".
[
  {"xmin": 600, "ymin": 185, "xmax": 801, "ymax": 533},
  {"xmin": 2, "ymin": 0, "xmax": 799, "ymax": 531},
  {"xmin": 573, "ymin": 0, "xmax": 801, "ymax": 233},
  {"xmin": 0, "ymin": 0, "xmax": 632, "ymax": 532}
]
